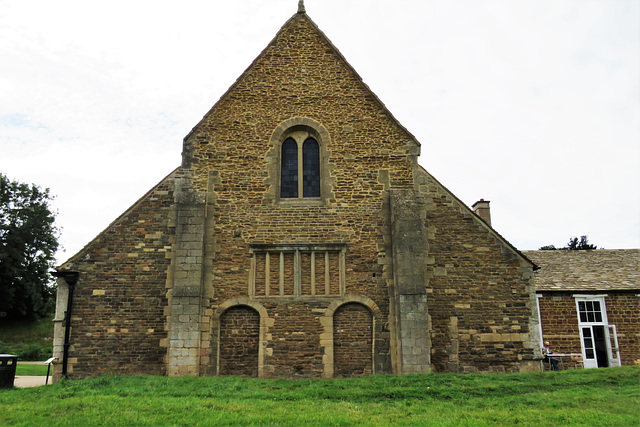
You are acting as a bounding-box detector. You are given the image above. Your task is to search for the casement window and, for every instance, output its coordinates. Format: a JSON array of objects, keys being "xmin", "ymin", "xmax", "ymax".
[{"xmin": 280, "ymin": 132, "xmax": 321, "ymax": 199}]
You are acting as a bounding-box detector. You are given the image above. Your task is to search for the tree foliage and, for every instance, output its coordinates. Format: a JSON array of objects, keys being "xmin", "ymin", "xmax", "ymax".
[
  {"xmin": 539, "ymin": 235, "xmax": 599, "ymax": 251},
  {"xmin": 0, "ymin": 174, "xmax": 59, "ymax": 320}
]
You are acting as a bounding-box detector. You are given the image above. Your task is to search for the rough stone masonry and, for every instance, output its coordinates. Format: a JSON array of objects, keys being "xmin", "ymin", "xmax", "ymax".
[{"xmin": 52, "ymin": 7, "xmax": 542, "ymax": 381}]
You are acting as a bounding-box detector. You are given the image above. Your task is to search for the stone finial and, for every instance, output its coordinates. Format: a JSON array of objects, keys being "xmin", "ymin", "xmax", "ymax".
[{"xmin": 298, "ymin": 0, "xmax": 306, "ymax": 14}]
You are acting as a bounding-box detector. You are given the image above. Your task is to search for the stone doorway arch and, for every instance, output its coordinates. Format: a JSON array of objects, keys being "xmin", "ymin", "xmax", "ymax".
[
  {"xmin": 219, "ymin": 306, "xmax": 260, "ymax": 376},
  {"xmin": 321, "ymin": 294, "xmax": 383, "ymax": 378},
  {"xmin": 333, "ymin": 302, "xmax": 373, "ymax": 377},
  {"xmin": 213, "ymin": 298, "xmax": 270, "ymax": 377}
]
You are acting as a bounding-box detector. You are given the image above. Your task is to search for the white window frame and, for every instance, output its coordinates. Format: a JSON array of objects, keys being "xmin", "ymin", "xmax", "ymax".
[
  {"xmin": 573, "ymin": 294, "xmax": 621, "ymax": 368},
  {"xmin": 535, "ymin": 294, "xmax": 544, "ymax": 351}
]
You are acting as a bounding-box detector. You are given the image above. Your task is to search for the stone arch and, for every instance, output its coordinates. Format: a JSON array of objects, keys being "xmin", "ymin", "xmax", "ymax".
[
  {"xmin": 320, "ymin": 294, "xmax": 383, "ymax": 378},
  {"xmin": 212, "ymin": 298, "xmax": 270, "ymax": 377},
  {"xmin": 265, "ymin": 117, "xmax": 335, "ymax": 204},
  {"xmin": 325, "ymin": 294, "xmax": 383, "ymax": 319},
  {"xmin": 271, "ymin": 117, "xmax": 331, "ymax": 150}
]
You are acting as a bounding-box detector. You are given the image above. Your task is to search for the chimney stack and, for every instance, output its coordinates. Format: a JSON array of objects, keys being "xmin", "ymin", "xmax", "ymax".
[{"xmin": 472, "ymin": 199, "xmax": 491, "ymax": 226}]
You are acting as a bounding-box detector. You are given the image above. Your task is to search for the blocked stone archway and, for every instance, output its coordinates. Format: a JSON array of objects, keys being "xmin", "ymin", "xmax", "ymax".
[
  {"xmin": 320, "ymin": 294, "xmax": 385, "ymax": 378},
  {"xmin": 218, "ymin": 306, "xmax": 260, "ymax": 377},
  {"xmin": 211, "ymin": 298, "xmax": 271, "ymax": 377},
  {"xmin": 333, "ymin": 303, "xmax": 373, "ymax": 377}
]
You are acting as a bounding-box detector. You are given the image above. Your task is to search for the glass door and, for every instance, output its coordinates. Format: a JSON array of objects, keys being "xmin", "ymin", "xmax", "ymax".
[
  {"xmin": 605, "ymin": 325, "xmax": 621, "ymax": 367},
  {"xmin": 575, "ymin": 297, "xmax": 619, "ymax": 369},
  {"xmin": 579, "ymin": 326, "xmax": 598, "ymax": 369}
]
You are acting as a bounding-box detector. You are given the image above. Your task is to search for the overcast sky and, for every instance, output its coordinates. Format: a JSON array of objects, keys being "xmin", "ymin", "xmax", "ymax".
[{"xmin": 1, "ymin": 0, "xmax": 639, "ymax": 264}]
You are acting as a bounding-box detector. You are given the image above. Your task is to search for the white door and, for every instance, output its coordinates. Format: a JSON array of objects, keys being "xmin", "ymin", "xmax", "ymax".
[
  {"xmin": 579, "ymin": 326, "xmax": 598, "ymax": 369},
  {"xmin": 575, "ymin": 297, "xmax": 620, "ymax": 369},
  {"xmin": 605, "ymin": 325, "xmax": 621, "ymax": 367}
]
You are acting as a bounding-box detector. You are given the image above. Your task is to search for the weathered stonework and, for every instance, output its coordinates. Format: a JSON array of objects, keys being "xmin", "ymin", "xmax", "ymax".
[
  {"xmin": 389, "ymin": 188, "xmax": 431, "ymax": 373},
  {"xmin": 53, "ymin": 9, "xmax": 542, "ymax": 380},
  {"xmin": 167, "ymin": 172, "xmax": 206, "ymax": 376},
  {"xmin": 52, "ymin": 174, "xmax": 176, "ymax": 381}
]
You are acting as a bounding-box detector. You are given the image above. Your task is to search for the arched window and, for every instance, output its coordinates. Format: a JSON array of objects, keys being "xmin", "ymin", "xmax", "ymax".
[
  {"xmin": 280, "ymin": 134, "xmax": 321, "ymax": 199},
  {"xmin": 268, "ymin": 118, "xmax": 332, "ymax": 203}
]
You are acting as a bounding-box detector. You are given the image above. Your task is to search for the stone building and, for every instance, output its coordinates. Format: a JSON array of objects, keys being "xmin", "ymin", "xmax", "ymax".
[
  {"xmin": 52, "ymin": 4, "xmax": 542, "ymax": 381},
  {"xmin": 525, "ymin": 249, "xmax": 640, "ymax": 368}
]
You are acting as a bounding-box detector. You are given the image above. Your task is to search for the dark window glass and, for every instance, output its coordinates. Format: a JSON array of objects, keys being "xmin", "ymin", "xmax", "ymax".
[
  {"xmin": 302, "ymin": 138, "xmax": 320, "ymax": 197},
  {"xmin": 281, "ymin": 138, "xmax": 298, "ymax": 198},
  {"xmin": 579, "ymin": 299, "xmax": 604, "ymax": 324}
]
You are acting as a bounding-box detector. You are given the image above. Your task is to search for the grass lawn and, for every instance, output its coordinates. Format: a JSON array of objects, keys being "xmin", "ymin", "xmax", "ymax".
[
  {"xmin": 1, "ymin": 366, "xmax": 638, "ymax": 426},
  {"xmin": 15, "ymin": 363, "xmax": 50, "ymax": 376}
]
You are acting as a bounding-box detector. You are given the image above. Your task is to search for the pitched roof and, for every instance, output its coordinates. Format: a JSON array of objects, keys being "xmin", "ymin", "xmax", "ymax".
[{"xmin": 523, "ymin": 249, "xmax": 640, "ymax": 292}]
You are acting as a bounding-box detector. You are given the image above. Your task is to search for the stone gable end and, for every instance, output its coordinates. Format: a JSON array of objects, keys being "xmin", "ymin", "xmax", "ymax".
[{"xmin": 52, "ymin": 10, "xmax": 541, "ymax": 381}]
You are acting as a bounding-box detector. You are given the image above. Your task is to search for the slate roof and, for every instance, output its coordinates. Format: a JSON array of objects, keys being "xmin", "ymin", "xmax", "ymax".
[{"xmin": 523, "ymin": 249, "xmax": 640, "ymax": 292}]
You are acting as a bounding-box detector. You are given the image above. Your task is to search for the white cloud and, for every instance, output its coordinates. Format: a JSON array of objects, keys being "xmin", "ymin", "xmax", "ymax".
[{"xmin": 1, "ymin": 0, "xmax": 638, "ymax": 263}]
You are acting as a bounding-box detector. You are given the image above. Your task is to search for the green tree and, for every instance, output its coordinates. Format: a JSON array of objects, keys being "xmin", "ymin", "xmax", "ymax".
[
  {"xmin": 565, "ymin": 235, "xmax": 598, "ymax": 250},
  {"xmin": 0, "ymin": 174, "xmax": 59, "ymax": 320},
  {"xmin": 539, "ymin": 235, "xmax": 599, "ymax": 251}
]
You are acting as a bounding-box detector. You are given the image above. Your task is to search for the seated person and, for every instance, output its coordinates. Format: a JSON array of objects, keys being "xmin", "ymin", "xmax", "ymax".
[{"xmin": 543, "ymin": 341, "xmax": 560, "ymax": 371}]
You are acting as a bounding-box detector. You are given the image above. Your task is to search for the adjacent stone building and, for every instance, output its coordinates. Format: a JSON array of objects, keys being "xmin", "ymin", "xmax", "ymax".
[
  {"xmin": 52, "ymin": 5, "xmax": 542, "ymax": 381},
  {"xmin": 525, "ymin": 249, "xmax": 640, "ymax": 368}
]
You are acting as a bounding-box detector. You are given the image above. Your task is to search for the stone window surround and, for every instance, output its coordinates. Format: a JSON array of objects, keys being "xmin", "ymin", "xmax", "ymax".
[
  {"xmin": 265, "ymin": 117, "xmax": 334, "ymax": 205},
  {"xmin": 248, "ymin": 243, "xmax": 346, "ymax": 298},
  {"xmin": 211, "ymin": 294, "xmax": 383, "ymax": 378}
]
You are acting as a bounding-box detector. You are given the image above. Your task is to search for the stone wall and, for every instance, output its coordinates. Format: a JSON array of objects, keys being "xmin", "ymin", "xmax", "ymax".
[
  {"xmin": 416, "ymin": 169, "xmax": 540, "ymax": 373},
  {"xmin": 537, "ymin": 293, "xmax": 582, "ymax": 353},
  {"xmin": 333, "ymin": 303, "xmax": 373, "ymax": 377},
  {"xmin": 607, "ymin": 294, "xmax": 640, "ymax": 365},
  {"xmin": 53, "ymin": 11, "xmax": 542, "ymax": 379},
  {"xmin": 185, "ymin": 12, "xmax": 415, "ymax": 377},
  {"xmin": 54, "ymin": 173, "xmax": 176, "ymax": 379}
]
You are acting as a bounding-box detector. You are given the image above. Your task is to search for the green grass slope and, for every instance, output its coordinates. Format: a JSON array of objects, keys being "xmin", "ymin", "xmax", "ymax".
[{"xmin": 1, "ymin": 367, "xmax": 638, "ymax": 426}]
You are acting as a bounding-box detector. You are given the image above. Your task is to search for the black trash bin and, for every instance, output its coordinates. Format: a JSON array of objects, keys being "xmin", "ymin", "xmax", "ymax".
[{"xmin": 0, "ymin": 354, "xmax": 18, "ymax": 388}]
